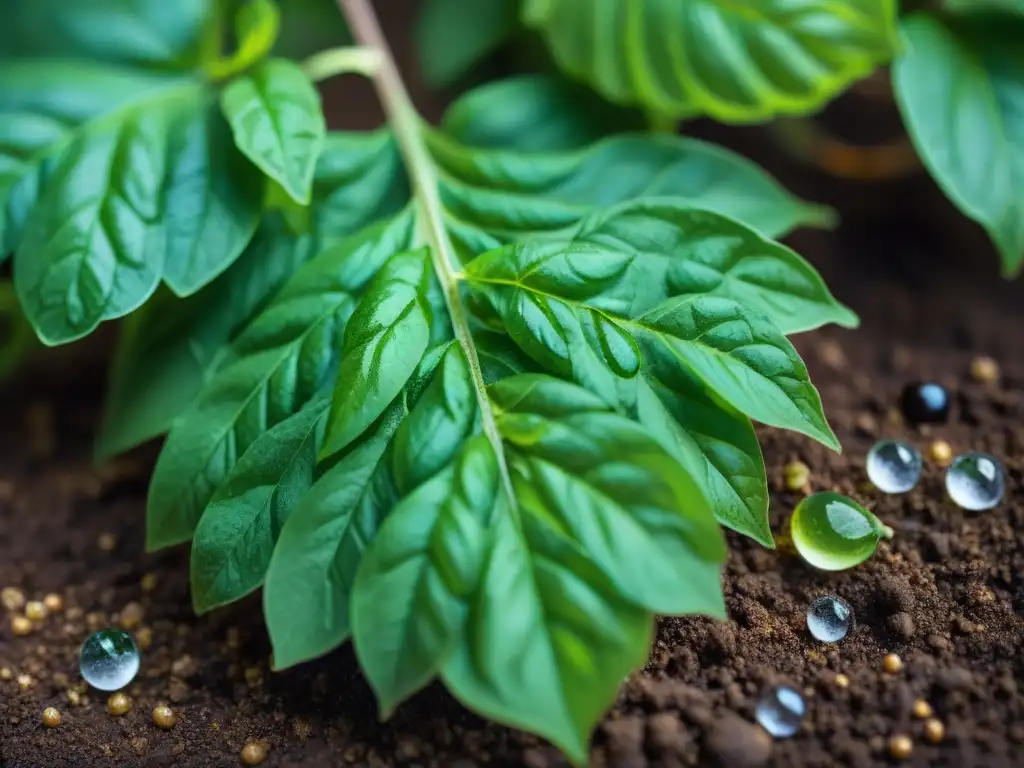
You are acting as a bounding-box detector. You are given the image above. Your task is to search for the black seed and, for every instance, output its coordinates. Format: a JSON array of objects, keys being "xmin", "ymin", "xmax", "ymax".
[{"xmin": 899, "ymin": 382, "xmax": 950, "ymax": 424}]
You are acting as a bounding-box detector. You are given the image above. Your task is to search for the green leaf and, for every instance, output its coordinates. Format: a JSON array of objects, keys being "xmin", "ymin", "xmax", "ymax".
[
  {"xmin": 265, "ymin": 410, "xmax": 400, "ymax": 669},
  {"xmin": 573, "ymin": 201, "xmax": 856, "ymax": 333},
  {"xmin": 639, "ymin": 352, "xmax": 771, "ymax": 547},
  {"xmin": 321, "ymin": 248, "xmax": 436, "ymax": 458},
  {"xmin": 352, "ymin": 434, "xmax": 498, "ymax": 713},
  {"xmin": 96, "ymin": 219, "xmax": 317, "ymax": 460},
  {"xmin": 190, "ymin": 395, "xmax": 329, "ymax": 614},
  {"xmin": 0, "ymin": 0, "xmax": 208, "ymax": 68},
  {"xmin": 893, "ymin": 12, "xmax": 1024, "ymax": 276},
  {"xmin": 146, "ymin": 215, "xmax": 413, "ymax": 550},
  {"xmin": 162, "ymin": 98, "xmax": 263, "ymax": 296},
  {"xmin": 13, "ymin": 85, "xmax": 198, "ymax": 345},
  {"xmin": 0, "ymin": 61, "xmax": 178, "ymax": 255},
  {"xmin": 523, "ymin": 0, "xmax": 899, "ymax": 121},
  {"xmin": 635, "ymin": 295, "xmax": 839, "ymax": 450},
  {"xmin": 392, "ymin": 345, "xmax": 478, "ymax": 495},
  {"xmin": 206, "ymin": 0, "xmax": 282, "ymax": 80},
  {"xmin": 441, "ymin": 74, "xmax": 646, "ymax": 153},
  {"xmin": 491, "ymin": 375, "xmax": 727, "ymax": 616},
  {"xmin": 426, "ymin": 130, "xmax": 832, "ymax": 242},
  {"xmin": 442, "ymin": 508, "xmax": 651, "ymax": 765},
  {"xmin": 312, "ymin": 130, "xmax": 410, "ymax": 244},
  {"xmin": 220, "ymin": 58, "xmax": 325, "ymax": 205},
  {"xmin": 415, "ymin": 0, "xmax": 519, "ymax": 88}
]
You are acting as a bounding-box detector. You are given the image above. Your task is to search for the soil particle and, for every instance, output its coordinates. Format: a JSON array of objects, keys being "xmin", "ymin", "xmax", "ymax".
[{"xmin": 703, "ymin": 711, "xmax": 773, "ymax": 767}]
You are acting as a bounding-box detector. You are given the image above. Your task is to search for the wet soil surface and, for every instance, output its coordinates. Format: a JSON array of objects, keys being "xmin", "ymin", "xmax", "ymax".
[{"xmin": 2, "ymin": 5, "xmax": 1023, "ymax": 763}]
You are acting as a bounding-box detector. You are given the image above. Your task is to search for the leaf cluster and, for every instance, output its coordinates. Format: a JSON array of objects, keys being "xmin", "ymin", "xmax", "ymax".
[
  {"xmin": 0, "ymin": 0, "xmax": 870, "ymax": 761},
  {"xmin": 417, "ymin": 0, "xmax": 1024, "ymax": 275}
]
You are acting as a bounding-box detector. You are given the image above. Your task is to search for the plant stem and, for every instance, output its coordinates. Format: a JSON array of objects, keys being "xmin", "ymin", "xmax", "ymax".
[
  {"xmin": 302, "ymin": 46, "xmax": 382, "ymax": 82},
  {"xmin": 334, "ymin": 0, "xmax": 516, "ymax": 501}
]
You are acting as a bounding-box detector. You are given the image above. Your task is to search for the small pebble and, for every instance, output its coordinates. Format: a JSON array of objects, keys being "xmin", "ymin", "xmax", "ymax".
[
  {"xmin": 17, "ymin": 674, "xmax": 34, "ymax": 689},
  {"xmin": 1, "ymin": 586, "xmax": 25, "ymax": 612},
  {"xmin": 241, "ymin": 741, "xmax": 269, "ymax": 766},
  {"xmin": 140, "ymin": 573, "xmax": 158, "ymax": 592},
  {"xmin": 969, "ymin": 356, "xmax": 999, "ymax": 383},
  {"xmin": 97, "ymin": 532, "xmax": 117, "ymax": 551},
  {"xmin": 42, "ymin": 707, "xmax": 61, "ymax": 728},
  {"xmin": 0, "ymin": 667, "xmax": 12, "ymax": 680},
  {"xmin": 912, "ymin": 699, "xmax": 932, "ymax": 719},
  {"xmin": 107, "ymin": 692, "xmax": 132, "ymax": 716},
  {"xmin": 11, "ymin": 615, "xmax": 33, "ymax": 636},
  {"xmin": 899, "ymin": 382, "xmax": 949, "ymax": 424},
  {"xmin": 925, "ymin": 718, "xmax": 945, "ymax": 744},
  {"xmin": 888, "ymin": 734, "xmax": 913, "ymax": 760},
  {"xmin": 24, "ymin": 601, "xmax": 47, "ymax": 621},
  {"xmin": 784, "ymin": 460, "xmax": 810, "ymax": 492},
  {"xmin": 136, "ymin": 626, "xmax": 154, "ymax": 651},
  {"xmin": 152, "ymin": 705, "xmax": 177, "ymax": 730},
  {"xmin": 706, "ymin": 711, "xmax": 772, "ymax": 767},
  {"xmin": 119, "ymin": 602, "xmax": 144, "ymax": 630},
  {"xmin": 928, "ymin": 440, "xmax": 953, "ymax": 466},
  {"xmin": 834, "ymin": 673, "xmax": 849, "ymax": 689},
  {"xmin": 883, "ymin": 653, "xmax": 903, "ymax": 674},
  {"xmin": 42, "ymin": 594, "xmax": 63, "ymax": 613}
]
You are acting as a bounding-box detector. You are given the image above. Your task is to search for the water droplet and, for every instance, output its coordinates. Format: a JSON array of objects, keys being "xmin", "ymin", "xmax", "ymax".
[
  {"xmin": 899, "ymin": 382, "xmax": 949, "ymax": 424},
  {"xmin": 806, "ymin": 595, "xmax": 852, "ymax": 642},
  {"xmin": 791, "ymin": 492, "xmax": 886, "ymax": 571},
  {"xmin": 945, "ymin": 452, "xmax": 1004, "ymax": 510},
  {"xmin": 755, "ymin": 684, "xmax": 806, "ymax": 738},
  {"xmin": 867, "ymin": 439, "xmax": 922, "ymax": 493},
  {"xmin": 79, "ymin": 629, "xmax": 139, "ymax": 691}
]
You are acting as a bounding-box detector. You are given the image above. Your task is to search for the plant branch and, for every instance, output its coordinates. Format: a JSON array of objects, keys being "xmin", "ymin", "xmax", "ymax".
[
  {"xmin": 302, "ymin": 46, "xmax": 382, "ymax": 82},
  {"xmin": 334, "ymin": 0, "xmax": 516, "ymax": 502}
]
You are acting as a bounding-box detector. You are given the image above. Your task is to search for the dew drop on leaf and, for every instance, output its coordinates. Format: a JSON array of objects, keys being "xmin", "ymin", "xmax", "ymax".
[
  {"xmin": 755, "ymin": 684, "xmax": 806, "ymax": 738},
  {"xmin": 806, "ymin": 595, "xmax": 852, "ymax": 642},
  {"xmin": 866, "ymin": 439, "xmax": 922, "ymax": 494},
  {"xmin": 790, "ymin": 491, "xmax": 886, "ymax": 571},
  {"xmin": 945, "ymin": 452, "xmax": 1004, "ymax": 510},
  {"xmin": 79, "ymin": 629, "xmax": 140, "ymax": 691}
]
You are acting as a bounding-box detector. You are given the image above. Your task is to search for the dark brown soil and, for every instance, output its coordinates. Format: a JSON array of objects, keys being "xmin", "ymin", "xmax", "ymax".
[{"xmin": 2, "ymin": 4, "xmax": 1023, "ymax": 766}]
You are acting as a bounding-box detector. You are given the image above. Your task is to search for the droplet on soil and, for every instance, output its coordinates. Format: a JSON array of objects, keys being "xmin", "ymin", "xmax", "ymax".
[
  {"xmin": 790, "ymin": 492, "xmax": 887, "ymax": 571},
  {"xmin": 945, "ymin": 452, "xmax": 1004, "ymax": 510},
  {"xmin": 755, "ymin": 685, "xmax": 806, "ymax": 739},
  {"xmin": 806, "ymin": 595, "xmax": 852, "ymax": 642},
  {"xmin": 866, "ymin": 439, "xmax": 922, "ymax": 493},
  {"xmin": 79, "ymin": 629, "xmax": 140, "ymax": 691}
]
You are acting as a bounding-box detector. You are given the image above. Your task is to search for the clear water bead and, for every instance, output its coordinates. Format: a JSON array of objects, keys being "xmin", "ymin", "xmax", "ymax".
[
  {"xmin": 755, "ymin": 684, "xmax": 806, "ymax": 739},
  {"xmin": 806, "ymin": 595, "xmax": 852, "ymax": 642},
  {"xmin": 79, "ymin": 629, "xmax": 140, "ymax": 691},
  {"xmin": 945, "ymin": 452, "xmax": 1005, "ymax": 510},
  {"xmin": 866, "ymin": 439, "xmax": 922, "ymax": 493}
]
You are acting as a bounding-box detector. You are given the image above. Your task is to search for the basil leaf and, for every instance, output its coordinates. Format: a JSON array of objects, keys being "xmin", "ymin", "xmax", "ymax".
[
  {"xmin": 352, "ymin": 434, "xmax": 498, "ymax": 713},
  {"xmin": 265, "ymin": 409, "xmax": 401, "ymax": 669},
  {"xmin": 162, "ymin": 98, "xmax": 263, "ymax": 296},
  {"xmin": 221, "ymin": 58, "xmax": 325, "ymax": 205},
  {"xmin": 574, "ymin": 201, "xmax": 857, "ymax": 333},
  {"xmin": 441, "ymin": 74, "xmax": 645, "ymax": 153},
  {"xmin": 0, "ymin": 0, "xmax": 207, "ymax": 68},
  {"xmin": 312, "ymin": 130, "xmax": 409, "ymax": 245},
  {"xmin": 426, "ymin": 130, "xmax": 831, "ymax": 241},
  {"xmin": 416, "ymin": 0, "xmax": 518, "ymax": 88},
  {"xmin": 206, "ymin": 0, "xmax": 282, "ymax": 80},
  {"xmin": 96, "ymin": 219, "xmax": 316, "ymax": 460},
  {"xmin": 13, "ymin": 87, "xmax": 194, "ymax": 345},
  {"xmin": 524, "ymin": 0, "xmax": 898, "ymax": 121},
  {"xmin": 321, "ymin": 248, "xmax": 435, "ymax": 458},
  {"xmin": 492, "ymin": 375, "xmax": 727, "ymax": 617},
  {"xmin": 190, "ymin": 395, "xmax": 329, "ymax": 614},
  {"xmin": 635, "ymin": 295, "xmax": 839, "ymax": 450},
  {"xmin": 443, "ymin": 508, "xmax": 652, "ymax": 765},
  {"xmin": 146, "ymin": 215, "xmax": 413, "ymax": 550},
  {"xmin": 893, "ymin": 12, "xmax": 1024, "ymax": 276}
]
